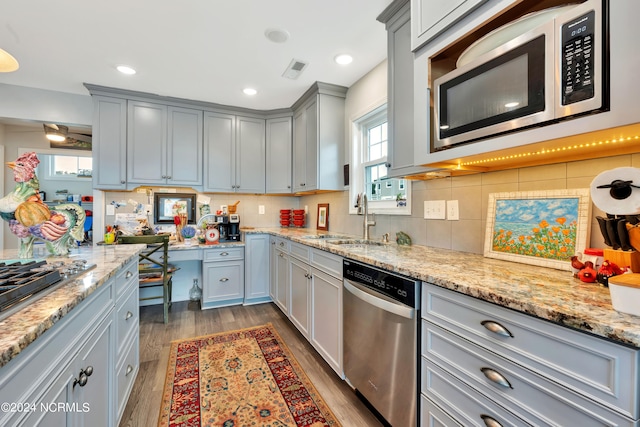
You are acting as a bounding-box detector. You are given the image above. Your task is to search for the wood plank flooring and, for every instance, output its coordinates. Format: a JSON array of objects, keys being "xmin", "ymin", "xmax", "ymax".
[{"xmin": 119, "ymin": 301, "xmax": 383, "ymax": 427}]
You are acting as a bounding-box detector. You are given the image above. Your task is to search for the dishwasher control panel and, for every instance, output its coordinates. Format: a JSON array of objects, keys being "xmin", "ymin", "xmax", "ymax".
[{"xmin": 343, "ymin": 260, "xmax": 418, "ymax": 307}]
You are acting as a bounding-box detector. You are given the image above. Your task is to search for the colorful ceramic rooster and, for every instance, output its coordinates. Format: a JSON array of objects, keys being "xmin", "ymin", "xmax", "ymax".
[{"xmin": 0, "ymin": 152, "xmax": 86, "ymax": 258}]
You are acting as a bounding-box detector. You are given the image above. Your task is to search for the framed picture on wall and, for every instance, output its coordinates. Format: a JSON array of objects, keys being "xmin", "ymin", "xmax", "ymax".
[
  {"xmin": 484, "ymin": 189, "xmax": 591, "ymax": 271},
  {"xmin": 154, "ymin": 193, "xmax": 196, "ymax": 224},
  {"xmin": 317, "ymin": 204, "xmax": 329, "ymax": 231}
]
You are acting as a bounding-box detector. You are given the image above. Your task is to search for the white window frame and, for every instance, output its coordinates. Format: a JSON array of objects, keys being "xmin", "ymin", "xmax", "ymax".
[
  {"xmin": 349, "ymin": 103, "xmax": 411, "ymax": 215},
  {"xmin": 38, "ymin": 152, "xmax": 92, "ymax": 181}
]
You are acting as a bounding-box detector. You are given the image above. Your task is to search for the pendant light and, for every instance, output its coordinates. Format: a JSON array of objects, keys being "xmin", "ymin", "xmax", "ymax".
[
  {"xmin": 43, "ymin": 124, "xmax": 68, "ymax": 142},
  {"xmin": 0, "ymin": 48, "xmax": 19, "ymax": 72}
]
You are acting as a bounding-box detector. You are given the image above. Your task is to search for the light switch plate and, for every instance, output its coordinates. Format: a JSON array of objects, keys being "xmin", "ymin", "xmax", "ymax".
[
  {"xmin": 259, "ymin": 205, "xmax": 265, "ymax": 215},
  {"xmin": 424, "ymin": 200, "xmax": 446, "ymax": 219},
  {"xmin": 447, "ymin": 200, "xmax": 459, "ymax": 220}
]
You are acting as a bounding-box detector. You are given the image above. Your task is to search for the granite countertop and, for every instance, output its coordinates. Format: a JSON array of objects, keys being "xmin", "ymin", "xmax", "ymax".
[
  {"xmin": 245, "ymin": 228, "xmax": 640, "ymax": 348},
  {"xmin": 0, "ymin": 244, "xmax": 145, "ymax": 368}
]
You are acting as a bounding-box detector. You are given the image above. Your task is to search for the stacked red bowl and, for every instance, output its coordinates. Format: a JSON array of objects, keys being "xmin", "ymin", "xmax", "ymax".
[
  {"xmin": 280, "ymin": 209, "xmax": 291, "ymax": 227},
  {"xmin": 292, "ymin": 209, "xmax": 305, "ymax": 227}
]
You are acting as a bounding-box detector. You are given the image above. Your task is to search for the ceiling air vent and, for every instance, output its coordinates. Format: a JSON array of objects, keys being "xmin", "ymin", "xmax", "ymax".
[{"xmin": 282, "ymin": 58, "xmax": 308, "ymax": 80}]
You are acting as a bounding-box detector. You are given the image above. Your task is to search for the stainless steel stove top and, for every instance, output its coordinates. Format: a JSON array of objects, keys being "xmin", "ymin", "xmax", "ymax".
[{"xmin": 0, "ymin": 259, "xmax": 96, "ymax": 319}]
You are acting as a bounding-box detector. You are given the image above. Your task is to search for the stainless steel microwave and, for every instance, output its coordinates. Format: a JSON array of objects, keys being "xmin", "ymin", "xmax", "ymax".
[{"xmin": 433, "ymin": 0, "xmax": 608, "ymax": 151}]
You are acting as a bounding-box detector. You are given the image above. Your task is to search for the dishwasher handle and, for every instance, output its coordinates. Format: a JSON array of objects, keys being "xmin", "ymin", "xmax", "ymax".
[{"xmin": 344, "ymin": 280, "xmax": 415, "ymax": 319}]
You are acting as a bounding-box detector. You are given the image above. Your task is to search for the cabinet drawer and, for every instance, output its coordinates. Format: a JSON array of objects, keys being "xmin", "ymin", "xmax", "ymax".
[
  {"xmin": 116, "ymin": 284, "xmax": 139, "ymax": 358},
  {"xmin": 423, "ymin": 283, "xmax": 639, "ymax": 419},
  {"xmin": 421, "ymin": 361, "xmax": 525, "ymax": 427},
  {"xmin": 423, "ymin": 321, "xmax": 637, "ymax": 426},
  {"xmin": 310, "ymin": 248, "xmax": 342, "ymax": 279},
  {"xmin": 203, "ymin": 247, "xmax": 244, "ymax": 262},
  {"xmin": 290, "ymin": 242, "xmax": 310, "ymax": 261},
  {"xmin": 168, "ymin": 247, "xmax": 203, "ymax": 261},
  {"xmin": 275, "ymin": 237, "xmax": 290, "ymax": 252},
  {"xmin": 116, "ymin": 258, "xmax": 138, "ymax": 300},
  {"xmin": 116, "ymin": 334, "xmax": 139, "ymax": 421},
  {"xmin": 202, "ymin": 260, "xmax": 244, "ymax": 307}
]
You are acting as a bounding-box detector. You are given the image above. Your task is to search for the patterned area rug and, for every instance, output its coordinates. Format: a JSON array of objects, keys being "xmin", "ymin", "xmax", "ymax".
[{"xmin": 158, "ymin": 323, "xmax": 341, "ymax": 427}]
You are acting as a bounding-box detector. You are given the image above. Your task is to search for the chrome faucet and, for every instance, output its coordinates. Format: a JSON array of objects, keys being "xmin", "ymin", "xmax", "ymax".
[{"xmin": 362, "ymin": 194, "xmax": 376, "ymax": 240}]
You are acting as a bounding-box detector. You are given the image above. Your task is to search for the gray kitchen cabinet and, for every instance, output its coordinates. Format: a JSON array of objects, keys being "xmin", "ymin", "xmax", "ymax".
[
  {"xmin": 266, "ymin": 116, "xmax": 293, "ymax": 193},
  {"xmin": 201, "ymin": 247, "xmax": 245, "ymax": 309},
  {"xmin": 92, "ymin": 96, "xmax": 127, "ymax": 190},
  {"xmin": 204, "ymin": 112, "xmax": 266, "ymax": 193},
  {"xmin": 271, "ymin": 237, "xmax": 290, "ymax": 313},
  {"xmin": 379, "ymin": 0, "xmax": 433, "ymax": 178},
  {"xmin": 292, "ymin": 83, "xmax": 346, "ymax": 193},
  {"xmin": 411, "ymin": 0, "xmax": 487, "ymax": 51},
  {"xmin": 127, "ymin": 101, "xmax": 203, "ymax": 187},
  {"xmin": 421, "ymin": 283, "xmax": 640, "ymax": 426},
  {"xmin": 244, "ymin": 234, "xmax": 271, "ymax": 305},
  {"xmin": 289, "ymin": 253, "xmax": 311, "ymax": 338}
]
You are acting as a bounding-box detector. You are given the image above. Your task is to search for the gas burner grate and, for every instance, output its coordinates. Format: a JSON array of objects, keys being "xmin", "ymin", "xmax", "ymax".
[{"xmin": 0, "ymin": 261, "xmax": 62, "ymax": 313}]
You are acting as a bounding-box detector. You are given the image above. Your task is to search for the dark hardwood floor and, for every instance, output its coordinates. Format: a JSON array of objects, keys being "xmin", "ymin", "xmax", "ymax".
[{"xmin": 119, "ymin": 301, "xmax": 383, "ymax": 427}]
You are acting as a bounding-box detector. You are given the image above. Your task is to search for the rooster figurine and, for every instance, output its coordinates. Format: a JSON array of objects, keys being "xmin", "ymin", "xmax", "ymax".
[{"xmin": 0, "ymin": 152, "xmax": 85, "ymax": 258}]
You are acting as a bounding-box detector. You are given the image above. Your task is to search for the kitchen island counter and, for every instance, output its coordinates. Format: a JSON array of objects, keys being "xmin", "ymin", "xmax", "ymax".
[
  {"xmin": 0, "ymin": 244, "xmax": 144, "ymax": 367},
  {"xmin": 245, "ymin": 228, "xmax": 640, "ymax": 348}
]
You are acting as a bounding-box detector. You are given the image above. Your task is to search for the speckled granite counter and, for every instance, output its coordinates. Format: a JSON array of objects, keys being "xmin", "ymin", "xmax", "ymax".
[
  {"xmin": 0, "ymin": 244, "xmax": 145, "ymax": 367},
  {"xmin": 245, "ymin": 228, "xmax": 640, "ymax": 348}
]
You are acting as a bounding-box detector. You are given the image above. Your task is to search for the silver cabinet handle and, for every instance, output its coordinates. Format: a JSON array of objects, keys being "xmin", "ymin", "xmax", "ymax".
[
  {"xmin": 220, "ymin": 252, "xmax": 229, "ymax": 256},
  {"xmin": 220, "ymin": 277, "xmax": 229, "ymax": 282},
  {"xmin": 166, "ymin": 175, "xmax": 172, "ymax": 179},
  {"xmin": 481, "ymin": 367, "xmax": 513, "ymax": 389},
  {"xmin": 481, "ymin": 415, "xmax": 503, "ymax": 427},
  {"xmin": 125, "ymin": 311, "xmax": 133, "ymax": 320},
  {"xmin": 120, "ymin": 180, "xmax": 126, "ymax": 184},
  {"xmin": 125, "ymin": 365, "xmax": 134, "ymax": 376},
  {"xmin": 279, "ymin": 242, "xmax": 285, "ymax": 247},
  {"xmin": 73, "ymin": 366, "xmax": 94, "ymax": 388},
  {"xmin": 126, "ymin": 271, "xmax": 133, "ymax": 279},
  {"xmin": 481, "ymin": 320, "xmax": 513, "ymax": 338},
  {"xmin": 279, "ymin": 252, "xmax": 284, "ymax": 258}
]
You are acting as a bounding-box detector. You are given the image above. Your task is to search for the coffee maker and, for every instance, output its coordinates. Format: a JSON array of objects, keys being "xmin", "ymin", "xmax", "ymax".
[{"xmin": 215, "ymin": 213, "xmax": 241, "ymax": 241}]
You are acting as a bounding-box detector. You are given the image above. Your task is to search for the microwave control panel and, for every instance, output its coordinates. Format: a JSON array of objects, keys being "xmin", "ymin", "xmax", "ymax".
[{"xmin": 561, "ymin": 10, "xmax": 596, "ymax": 105}]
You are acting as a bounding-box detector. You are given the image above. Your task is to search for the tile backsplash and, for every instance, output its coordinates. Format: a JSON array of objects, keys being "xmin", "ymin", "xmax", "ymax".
[{"xmin": 104, "ymin": 153, "xmax": 640, "ymax": 255}]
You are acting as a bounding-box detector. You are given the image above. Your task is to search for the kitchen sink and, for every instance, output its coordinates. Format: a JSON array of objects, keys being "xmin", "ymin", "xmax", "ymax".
[
  {"xmin": 300, "ymin": 234, "xmax": 352, "ymax": 240},
  {"xmin": 326, "ymin": 239, "xmax": 388, "ymax": 247}
]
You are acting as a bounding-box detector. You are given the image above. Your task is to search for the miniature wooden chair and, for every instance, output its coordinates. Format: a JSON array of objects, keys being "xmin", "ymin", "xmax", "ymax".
[{"xmin": 117, "ymin": 234, "xmax": 173, "ymax": 324}]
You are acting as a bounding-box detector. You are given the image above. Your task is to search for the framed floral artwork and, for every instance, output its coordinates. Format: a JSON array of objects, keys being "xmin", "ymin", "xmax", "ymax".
[
  {"xmin": 317, "ymin": 204, "xmax": 329, "ymax": 231},
  {"xmin": 484, "ymin": 189, "xmax": 591, "ymax": 271}
]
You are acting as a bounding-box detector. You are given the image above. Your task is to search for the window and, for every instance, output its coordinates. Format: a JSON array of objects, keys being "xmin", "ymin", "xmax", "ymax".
[
  {"xmin": 42, "ymin": 155, "xmax": 92, "ymax": 180},
  {"xmin": 350, "ymin": 104, "xmax": 410, "ymax": 215}
]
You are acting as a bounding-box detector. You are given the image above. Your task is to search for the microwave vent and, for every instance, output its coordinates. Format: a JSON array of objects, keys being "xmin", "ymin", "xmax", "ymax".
[{"xmin": 282, "ymin": 59, "xmax": 308, "ymax": 79}]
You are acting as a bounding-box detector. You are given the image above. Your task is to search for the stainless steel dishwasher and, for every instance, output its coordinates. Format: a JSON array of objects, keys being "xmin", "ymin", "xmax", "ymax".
[{"xmin": 343, "ymin": 259, "xmax": 420, "ymax": 427}]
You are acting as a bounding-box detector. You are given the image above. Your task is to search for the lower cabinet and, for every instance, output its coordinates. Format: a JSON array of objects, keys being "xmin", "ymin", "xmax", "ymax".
[
  {"xmin": 244, "ymin": 234, "xmax": 271, "ymax": 305},
  {"xmin": 202, "ymin": 247, "xmax": 245, "ymax": 309},
  {"xmin": 309, "ymin": 267, "xmax": 343, "ymax": 377},
  {"xmin": 421, "ymin": 283, "xmax": 640, "ymax": 427},
  {"xmin": 289, "ymin": 254, "xmax": 311, "ymax": 338},
  {"xmin": 271, "ymin": 238, "xmax": 290, "ymax": 313}
]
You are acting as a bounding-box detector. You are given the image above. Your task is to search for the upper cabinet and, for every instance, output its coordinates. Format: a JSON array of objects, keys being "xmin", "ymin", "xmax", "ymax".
[
  {"xmin": 411, "ymin": 0, "xmax": 488, "ymax": 51},
  {"xmin": 379, "ymin": 0, "xmax": 433, "ymax": 178},
  {"xmin": 266, "ymin": 116, "xmax": 293, "ymax": 194},
  {"xmin": 127, "ymin": 101, "xmax": 203, "ymax": 187},
  {"xmin": 203, "ymin": 112, "xmax": 266, "ymax": 193},
  {"xmin": 292, "ymin": 83, "xmax": 346, "ymax": 193},
  {"xmin": 92, "ymin": 96, "xmax": 127, "ymax": 190}
]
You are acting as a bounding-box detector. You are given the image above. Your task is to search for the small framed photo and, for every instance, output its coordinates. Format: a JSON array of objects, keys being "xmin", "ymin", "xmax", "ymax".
[
  {"xmin": 484, "ymin": 189, "xmax": 591, "ymax": 271},
  {"xmin": 317, "ymin": 204, "xmax": 329, "ymax": 231},
  {"xmin": 154, "ymin": 193, "xmax": 196, "ymax": 224}
]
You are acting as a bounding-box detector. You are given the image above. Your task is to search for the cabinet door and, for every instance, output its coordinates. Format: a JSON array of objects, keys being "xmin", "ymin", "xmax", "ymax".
[
  {"xmin": 18, "ymin": 365, "xmax": 74, "ymax": 426},
  {"xmin": 292, "ymin": 107, "xmax": 307, "ymax": 192},
  {"xmin": 274, "ymin": 248, "xmax": 289, "ymax": 313},
  {"xmin": 167, "ymin": 106, "xmax": 203, "ymax": 186},
  {"xmin": 310, "ymin": 267, "xmax": 342, "ymax": 377},
  {"xmin": 289, "ymin": 256, "xmax": 310, "ymax": 338},
  {"xmin": 127, "ymin": 101, "xmax": 168, "ymax": 184},
  {"xmin": 266, "ymin": 117, "xmax": 292, "ymax": 193},
  {"xmin": 269, "ymin": 237, "xmax": 277, "ymax": 301},
  {"xmin": 411, "ymin": 0, "xmax": 487, "ymax": 50},
  {"xmin": 236, "ymin": 116, "xmax": 266, "ymax": 193},
  {"xmin": 244, "ymin": 234, "xmax": 271, "ymax": 304},
  {"xmin": 92, "ymin": 96, "xmax": 127, "ymax": 190},
  {"xmin": 202, "ymin": 260, "xmax": 244, "ymax": 307},
  {"xmin": 203, "ymin": 112, "xmax": 235, "ymax": 192},
  {"xmin": 303, "ymin": 99, "xmax": 318, "ymax": 191}
]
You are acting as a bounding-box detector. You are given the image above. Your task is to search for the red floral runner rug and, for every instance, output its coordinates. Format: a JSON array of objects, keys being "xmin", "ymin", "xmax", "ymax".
[{"xmin": 158, "ymin": 323, "xmax": 341, "ymax": 426}]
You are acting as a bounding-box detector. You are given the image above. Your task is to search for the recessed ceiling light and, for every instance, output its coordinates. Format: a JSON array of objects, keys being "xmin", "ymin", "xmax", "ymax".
[
  {"xmin": 264, "ymin": 28, "xmax": 290, "ymax": 43},
  {"xmin": 0, "ymin": 48, "xmax": 19, "ymax": 72},
  {"xmin": 243, "ymin": 88, "xmax": 257, "ymax": 96},
  {"xmin": 117, "ymin": 65, "xmax": 136, "ymax": 75},
  {"xmin": 334, "ymin": 54, "xmax": 353, "ymax": 65}
]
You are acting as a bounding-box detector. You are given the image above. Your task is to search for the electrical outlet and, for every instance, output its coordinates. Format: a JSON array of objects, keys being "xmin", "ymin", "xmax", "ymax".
[
  {"xmin": 258, "ymin": 205, "xmax": 265, "ymax": 215},
  {"xmin": 424, "ymin": 200, "xmax": 446, "ymax": 219},
  {"xmin": 304, "ymin": 205, "xmax": 308, "ymax": 214},
  {"xmin": 447, "ymin": 200, "xmax": 459, "ymax": 220}
]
